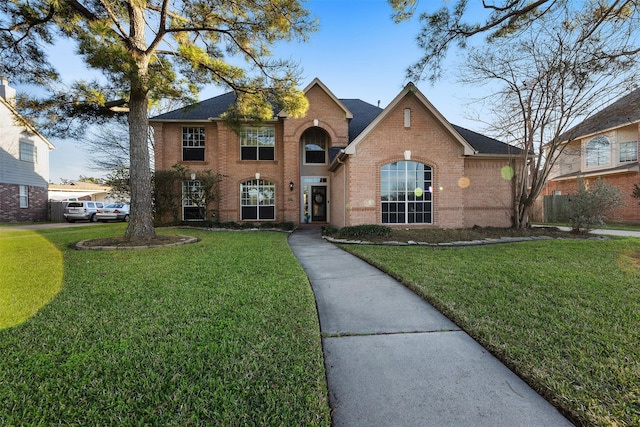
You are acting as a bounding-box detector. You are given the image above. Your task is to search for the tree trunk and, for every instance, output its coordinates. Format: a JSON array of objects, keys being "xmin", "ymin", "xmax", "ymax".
[{"xmin": 125, "ymin": 86, "xmax": 156, "ymax": 240}]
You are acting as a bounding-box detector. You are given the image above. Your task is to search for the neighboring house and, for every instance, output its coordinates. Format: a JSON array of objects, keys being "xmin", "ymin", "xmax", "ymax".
[
  {"xmin": 0, "ymin": 78, "xmax": 55, "ymax": 222},
  {"xmin": 151, "ymin": 78, "xmax": 523, "ymax": 228},
  {"xmin": 48, "ymin": 182, "xmax": 112, "ymax": 203},
  {"xmin": 545, "ymin": 88, "xmax": 640, "ymax": 222}
]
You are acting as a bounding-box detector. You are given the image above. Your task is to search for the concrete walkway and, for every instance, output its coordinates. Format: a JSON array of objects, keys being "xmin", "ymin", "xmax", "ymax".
[{"xmin": 288, "ymin": 228, "xmax": 574, "ymax": 427}]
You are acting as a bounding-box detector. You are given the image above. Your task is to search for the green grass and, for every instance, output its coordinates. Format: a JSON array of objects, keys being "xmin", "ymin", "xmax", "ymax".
[
  {"xmin": 341, "ymin": 238, "xmax": 640, "ymax": 427},
  {"xmin": 0, "ymin": 229, "xmax": 64, "ymax": 328},
  {"xmin": 0, "ymin": 225, "xmax": 330, "ymax": 426}
]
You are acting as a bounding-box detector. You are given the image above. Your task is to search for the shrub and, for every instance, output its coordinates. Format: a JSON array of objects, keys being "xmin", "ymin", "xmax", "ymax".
[
  {"xmin": 566, "ymin": 177, "xmax": 624, "ymax": 232},
  {"xmin": 330, "ymin": 224, "xmax": 392, "ymax": 239}
]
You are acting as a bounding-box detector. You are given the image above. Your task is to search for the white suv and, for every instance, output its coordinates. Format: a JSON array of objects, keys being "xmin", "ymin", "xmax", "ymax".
[{"xmin": 63, "ymin": 201, "xmax": 104, "ymax": 222}]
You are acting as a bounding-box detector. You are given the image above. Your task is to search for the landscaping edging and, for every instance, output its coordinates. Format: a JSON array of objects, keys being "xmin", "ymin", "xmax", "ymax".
[
  {"xmin": 323, "ymin": 234, "xmax": 608, "ymax": 246},
  {"xmin": 74, "ymin": 235, "xmax": 200, "ymax": 250}
]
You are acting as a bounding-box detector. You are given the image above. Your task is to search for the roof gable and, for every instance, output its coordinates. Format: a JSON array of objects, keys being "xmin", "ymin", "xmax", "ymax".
[
  {"xmin": 343, "ymin": 83, "xmax": 476, "ymax": 156},
  {"xmin": 561, "ymin": 88, "xmax": 640, "ymax": 141},
  {"xmin": 0, "ymin": 97, "xmax": 55, "ymax": 150}
]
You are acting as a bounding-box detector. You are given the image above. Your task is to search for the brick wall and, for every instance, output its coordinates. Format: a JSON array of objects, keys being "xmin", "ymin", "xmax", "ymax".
[
  {"xmin": 0, "ymin": 183, "xmax": 48, "ymax": 222},
  {"xmin": 546, "ymin": 172, "xmax": 640, "ymax": 222}
]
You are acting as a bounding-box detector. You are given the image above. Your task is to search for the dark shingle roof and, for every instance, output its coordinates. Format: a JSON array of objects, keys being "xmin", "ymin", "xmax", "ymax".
[
  {"xmin": 150, "ymin": 92, "xmax": 238, "ymax": 121},
  {"xmin": 452, "ymin": 125, "xmax": 522, "ymax": 155},
  {"xmin": 340, "ymin": 99, "xmax": 383, "ymax": 142},
  {"xmin": 560, "ymin": 88, "xmax": 640, "ymax": 141},
  {"xmin": 151, "ymin": 91, "xmax": 520, "ymax": 155}
]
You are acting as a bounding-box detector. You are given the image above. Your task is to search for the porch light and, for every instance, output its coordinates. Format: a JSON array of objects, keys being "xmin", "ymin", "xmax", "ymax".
[
  {"xmin": 289, "ymin": 181, "xmax": 294, "ymax": 191},
  {"xmin": 404, "ymin": 150, "xmax": 411, "ymax": 161},
  {"xmin": 255, "ymin": 172, "xmax": 260, "ymax": 180}
]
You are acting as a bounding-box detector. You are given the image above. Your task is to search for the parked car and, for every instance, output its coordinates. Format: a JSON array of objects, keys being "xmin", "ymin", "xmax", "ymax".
[
  {"xmin": 63, "ymin": 201, "xmax": 104, "ymax": 222},
  {"xmin": 96, "ymin": 203, "xmax": 130, "ymax": 222}
]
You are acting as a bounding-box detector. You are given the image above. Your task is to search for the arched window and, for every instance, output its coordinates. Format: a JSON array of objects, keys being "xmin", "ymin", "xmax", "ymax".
[
  {"xmin": 586, "ymin": 136, "xmax": 610, "ymax": 167},
  {"xmin": 381, "ymin": 161, "xmax": 433, "ymax": 224},
  {"xmin": 303, "ymin": 128, "xmax": 327, "ymax": 164},
  {"xmin": 240, "ymin": 179, "xmax": 275, "ymax": 220}
]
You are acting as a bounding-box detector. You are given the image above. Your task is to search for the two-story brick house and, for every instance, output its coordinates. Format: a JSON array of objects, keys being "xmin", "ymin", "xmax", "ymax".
[
  {"xmin": 545, "ymin": 88, "xmax": 640, "ymax": 222},
  {"xmin": 0, "ymin": 78, "xmax": 55, "ymax": 222},
  {"xmin": 151, "ymin": 78, "xmax": 523, "ymax": 228}
]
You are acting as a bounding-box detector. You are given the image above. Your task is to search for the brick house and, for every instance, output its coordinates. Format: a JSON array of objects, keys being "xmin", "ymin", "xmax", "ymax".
[
  {"xmin": 0, "ymin": 78, "xmax": 55, "ymax": 222},
  {"xmin": 545, "ymin": 89, "xmax": 640, "ymax": 222},
  {"xmin": 150, "ymin": 78, "xmax": 523, "ymax": 228}
]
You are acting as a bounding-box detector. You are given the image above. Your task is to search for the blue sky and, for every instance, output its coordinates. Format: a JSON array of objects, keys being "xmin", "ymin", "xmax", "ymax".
[{"xmin": 17, "ymin": 0, "xmax": 486, "ymax": 182}]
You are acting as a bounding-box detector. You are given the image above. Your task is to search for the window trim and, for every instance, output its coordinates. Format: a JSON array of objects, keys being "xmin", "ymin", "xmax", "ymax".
[
  {"xmin": 240, "ymin": 179, "xmax": 276, "ymax": 221},
  {"xmin": 182, "ymin": 179, "xmax": 205, "ymax": 220},
  {"xmin": 302, "ymin": 128, "xmax": 327, "ymax": 165},
  {"xmin": 619, "ymin": 140, "xmax": 638, "ymax": 163},
  {"xmin": 380, "ymin": 161, "xmax": 433, "ymax": 225},
  {"xmin": 240, "ymin": 126, "xmax": 275, "ymax": 161},
  {"xmin": 19, "ymin": 185, "xmax": 28, "ymax": 208},
  {"xmin": 182, "ymin": 127, "xmax": 206, "ymax": 162},
  {"xmin": 19, "ymin": 142, "xmax": 37, "ymax": 163},
  {"xmin": 585, "ymin": 136, "xmax": 611, "ymax": 168}
]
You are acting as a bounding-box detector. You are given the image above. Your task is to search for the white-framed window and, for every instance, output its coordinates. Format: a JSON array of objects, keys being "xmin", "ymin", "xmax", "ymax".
[
  {"xmin": 241, "ymin": 179, "xmax": 275, "ymax": 220},
  {"xmin": 586, "ymin": 136, "xmax": 611, "ymax": 167},
  {"xmin": 19, "ymin": 185, "xmax": 28, "ymax": 208},
  {"xmin": 240, "ymin": 126, "xmax": 275, "ymax": 160},
  {"xmin": 381, "ymin": 161, "xmax": 433, "ymax": 224},
  {"xmin": 620, "ymin": 140, "xmax": 638, "ymax": 163},
  {"xmin": 19, "ymin": 142, "xmax": 36, "ymax": 163},
  {"xmin": 303, "ymin": 128, "xmax": 327, "ymax": 164},
  {"xmin": 182, "ymin": 180, "xmax": 205, "ymax": 220},
  {"xmin": 182, "ymin": 127, "xmax": 205, "ymax": 161}
]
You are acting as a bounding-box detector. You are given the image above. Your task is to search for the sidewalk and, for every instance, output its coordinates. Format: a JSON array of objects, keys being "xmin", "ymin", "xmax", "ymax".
[{"xmin": 289, "ymin": 228, "xmax": 573, "ymax": 427}]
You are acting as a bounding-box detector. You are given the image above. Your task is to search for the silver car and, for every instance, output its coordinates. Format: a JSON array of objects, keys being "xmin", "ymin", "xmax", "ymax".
[
  {"xmin": 63, "ymin": 201, "xmax": 104, "ymax": 222},
  {"xmin": 96, "ymin": 203, "xmax": 130, "ymax": 222}
]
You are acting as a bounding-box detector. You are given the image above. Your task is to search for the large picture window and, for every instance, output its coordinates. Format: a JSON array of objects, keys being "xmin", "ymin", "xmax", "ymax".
[
  {"xmin": 303, "ymin": 128, "xmax": 327, "ymax": 164},
  {"xmin": 620, "ymin": 140, "xmax": 638, "ymax": 163},
  {"xmin": 586, "ymin": 136, "xmax": 610, "ymax": 167},
  {"xmin": 381, "ymin": 161, "xmax": 432, "ymax": 224},
  {"xmin": 241, "ymin": 179, "xmax": 275, "ymax": 220},
  {"xmin": 240, "ymin": 126, "xmax": 275, "ymax": 161},
  {"xmin": 182, "ymin": 180, "xmax": 205, "ymax": 220},
  {"xmin": 182, "ymin": 127, "xmax": 205, "ymax": 161}
]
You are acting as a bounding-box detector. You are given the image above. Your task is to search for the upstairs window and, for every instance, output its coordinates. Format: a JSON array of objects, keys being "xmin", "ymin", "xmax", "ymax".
[
  {"xmin": 620, "ymin": 140, "xmax": 638, "ymax": 163},
  {"xmin": 182, "ymin": 127, "xmax": 205, "ymax": 161},
  {"xmin": 19, "ymin": 142, "xmax": 36, "ymax": 163},
  {"xmin": 586, "ymin": 136, "xmax": 610, "ymax": 167},
  {"xmin": 240, "ymin": 126, "xmax": 275, "ymax": 161},
  {"xmin": 303, "ymin": 128, "xmax": 327, "ymax": 164}
]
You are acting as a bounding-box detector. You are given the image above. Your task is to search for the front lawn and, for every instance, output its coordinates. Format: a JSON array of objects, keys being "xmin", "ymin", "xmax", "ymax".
[
  {"xmin": 0, "ymin": 225, "xmax": 330, "ymax": 426},
  {"xmin": 341, "ymin": 237, "xmax": 640, "ymax": 427}
]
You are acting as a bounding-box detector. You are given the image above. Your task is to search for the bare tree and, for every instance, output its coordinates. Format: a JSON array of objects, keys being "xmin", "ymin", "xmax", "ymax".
[
  {"xmin": 390, "ymin": 0, "xmax": 640, "ymax": 82},
  {"xmin": 460, "ymin": 7, "xmax": 639, "ymax": 227}
]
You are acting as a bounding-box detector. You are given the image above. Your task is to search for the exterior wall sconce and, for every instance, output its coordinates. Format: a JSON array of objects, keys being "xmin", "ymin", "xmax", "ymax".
[
  {"xmin": 190, "ymin": 172, "xmax": 197, "ymax": 180},
  {"xmin": 255, "ymin": 172, "xmax": 260, "ymax": 180},
  {"xmin": 404, "ymin": 150, "xmax": 411, "ymax": 161},
  {"xmin": 289, "ymin": 181, "xmax": 295, "ymax": 191}
]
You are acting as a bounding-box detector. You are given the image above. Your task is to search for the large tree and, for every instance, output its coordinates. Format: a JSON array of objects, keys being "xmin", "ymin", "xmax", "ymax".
[{"xmin": 0, "ymin": 0, "xmax": 315, "ymax": 239}]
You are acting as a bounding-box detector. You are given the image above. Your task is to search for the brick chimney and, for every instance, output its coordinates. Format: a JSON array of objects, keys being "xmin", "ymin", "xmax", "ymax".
[{"xmin": 0, "ymin": 77, "xmax": 17, "ymax": 106}]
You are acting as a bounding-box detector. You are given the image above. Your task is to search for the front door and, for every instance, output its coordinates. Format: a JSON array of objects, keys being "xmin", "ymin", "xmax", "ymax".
[{"xmin": 311, "ymin": 186, "xmax": 327, "ymax": 222}]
